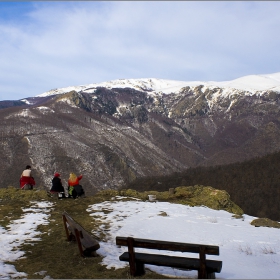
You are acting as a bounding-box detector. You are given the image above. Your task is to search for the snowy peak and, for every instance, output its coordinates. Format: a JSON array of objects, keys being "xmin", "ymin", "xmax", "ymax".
[
  {"xmin": 37, "ymin": 78, "xmax": 195, "ymax": 97},
  {"xmin": 218, "ymin": 72, "xmax": 280, "ymax": 92},
  {"xmin": 88, "ymin": 78, "xmax": 193, "ymax": 94},
  {"xmin": 37, "ymin": 73, "xmax": 280, "ymax": 98}
]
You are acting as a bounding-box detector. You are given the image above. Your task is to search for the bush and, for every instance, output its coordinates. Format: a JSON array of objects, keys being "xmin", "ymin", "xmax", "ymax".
[{"xmin": 251, "ymin": 218, "xmax": 280, "ymax": 228}]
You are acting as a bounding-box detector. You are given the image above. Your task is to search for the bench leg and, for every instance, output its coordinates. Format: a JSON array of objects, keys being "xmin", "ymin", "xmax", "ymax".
[
  {"xmin": 198, "ymin": 245, "xmax": 206, "ymax": 279},
  {"xmin": 126, "ymin": 237, "xmax": 146, "ymax": 276},
  {"xmin": 62, "ymin": 215, "xmax": 71, "ymax": 241},
  {"xmin": 206, "ymin": 271, "xmax": 216, "ymax": 279},
  {"xmin": 135, "ymin": 262, "xmax": 145, "ymax": 276},
  {"xmin": 199, "ymin": 270, "xmax": 216, "ymax": 279},
  {"xmin": 83, "ymin": 248, "xmax": 98, "ymax": 257},
  {"xmin": 74, "ymin": 228, "xmax": 84, "ymax": 257},
  {"xmin": 127, "ymin": 237, "xmax": 136, "ymax": 276}
]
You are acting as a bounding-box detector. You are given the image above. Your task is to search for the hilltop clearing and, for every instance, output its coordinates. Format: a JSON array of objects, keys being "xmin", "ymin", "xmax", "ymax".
[{"xmin": 0, "ymin": 186, "xmax": 279, "ymax": 279}]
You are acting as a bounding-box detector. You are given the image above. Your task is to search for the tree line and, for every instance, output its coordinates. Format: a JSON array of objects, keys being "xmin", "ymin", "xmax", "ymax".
[{"xmin": 124, "ymin": 151, "xmax": 280, "ymax": 221}]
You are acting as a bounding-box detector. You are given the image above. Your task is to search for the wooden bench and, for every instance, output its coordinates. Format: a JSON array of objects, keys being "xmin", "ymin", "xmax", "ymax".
[
  {"xmin": 116, "ymin": 236, "xmax": 222, "ymax": 279},
  {"xmin": 62, "ymin": 211, "xmax": 100, "ymax": 257}
]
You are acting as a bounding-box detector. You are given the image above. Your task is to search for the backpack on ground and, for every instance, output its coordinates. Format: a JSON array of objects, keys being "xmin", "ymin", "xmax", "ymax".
[{"xmin": 74, "ymin": 185, "xmax": 85, "ymax": 197}]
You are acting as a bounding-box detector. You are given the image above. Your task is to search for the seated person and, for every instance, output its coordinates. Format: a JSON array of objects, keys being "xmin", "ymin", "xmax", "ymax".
[
  {"xmin": 20, "ymin": 165, "xmax": 35, "ymax": 190},
  {"xmin": 50, "ymin": 172, "xmax": 65, "ymax": 198},
  {"xmin": 68, "ymin": 172, "xmax": 84, "ymax": 198}
]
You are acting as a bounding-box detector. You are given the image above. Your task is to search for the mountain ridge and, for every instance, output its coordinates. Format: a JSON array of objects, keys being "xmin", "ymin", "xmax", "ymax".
[
  {"xmin": 1, "ymin": 72, "xmax": 280, "ymax": 214},
  {"xmin": 35, "ymin": 72, "xmax": 280, "ymax": 100}
]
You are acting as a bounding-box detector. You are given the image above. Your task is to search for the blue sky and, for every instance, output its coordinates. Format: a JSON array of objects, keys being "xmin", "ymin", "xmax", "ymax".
[{"xmin": 0, "ymin": 1, "xmax": 280, "ymax": 101}]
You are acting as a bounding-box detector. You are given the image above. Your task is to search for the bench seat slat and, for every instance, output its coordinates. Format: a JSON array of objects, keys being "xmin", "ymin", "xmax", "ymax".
[
  {"xmin": 119, "ymin": 252, "xmax": 222, "ymax": 273},
  {"xmin": 116, "ymin": 236, "xmax": 219, "ymax": 255}
]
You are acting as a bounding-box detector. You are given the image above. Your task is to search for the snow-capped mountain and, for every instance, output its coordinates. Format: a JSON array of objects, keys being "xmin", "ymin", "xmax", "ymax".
[
  {"xmin": 1, "ymin": 72, "xmax": 280, "ymax": 221},
  {"xmin": 37, "ymin": 72, "xmax": 280, "ymax": 98}
]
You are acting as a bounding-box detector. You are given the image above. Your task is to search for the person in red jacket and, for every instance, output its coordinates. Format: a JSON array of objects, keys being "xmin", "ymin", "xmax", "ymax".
[
  {"xmin": 20, "ymin": 165, "xmax": 36, "ymax": 190},
  {"xmin": 68, "ymin": 172, "xmax": 84, "ymax": 198}
]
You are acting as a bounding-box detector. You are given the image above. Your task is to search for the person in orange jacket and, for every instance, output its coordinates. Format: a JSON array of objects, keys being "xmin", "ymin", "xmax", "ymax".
[{"xmin": 68, "ymin": 172, "xmax": 84, "ymax": 198}]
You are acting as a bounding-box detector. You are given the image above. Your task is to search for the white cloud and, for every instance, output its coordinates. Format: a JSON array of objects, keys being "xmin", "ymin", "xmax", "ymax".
[{"xmin": 0, "ymin": 1, "xmax": 280, "ymax": 100}]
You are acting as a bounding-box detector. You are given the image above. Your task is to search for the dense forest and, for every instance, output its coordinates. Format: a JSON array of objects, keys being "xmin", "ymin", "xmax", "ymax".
[{"xmin": 124, "ymin": 151, "xmax": 280, "ymax": 221}]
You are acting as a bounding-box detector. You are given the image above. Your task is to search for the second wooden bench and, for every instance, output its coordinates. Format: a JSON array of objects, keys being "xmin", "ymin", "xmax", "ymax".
[{"xmin": 116, "ymin": 236, "xmax": 222, "ymax": 279}]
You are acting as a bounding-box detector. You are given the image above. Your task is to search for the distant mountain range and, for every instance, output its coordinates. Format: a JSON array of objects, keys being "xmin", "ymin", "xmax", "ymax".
[
  {"xmin": 1, "ymin": 72, "xmax": 280, "ymax": 194},
  {"xmin": 36, "ymin": 72, "xmax": 280, "ymax": 98}
]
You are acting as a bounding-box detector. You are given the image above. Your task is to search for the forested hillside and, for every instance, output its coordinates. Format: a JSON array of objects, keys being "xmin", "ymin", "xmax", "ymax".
[{"xmin": 125, "ymin": 151, "xmax": 280, "ymax": 221}]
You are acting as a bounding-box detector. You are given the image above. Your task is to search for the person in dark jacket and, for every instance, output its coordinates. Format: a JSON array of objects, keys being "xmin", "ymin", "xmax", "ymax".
[{"xmin": 50, "ymin": 172, "xmax": 65, "ymax": 196}]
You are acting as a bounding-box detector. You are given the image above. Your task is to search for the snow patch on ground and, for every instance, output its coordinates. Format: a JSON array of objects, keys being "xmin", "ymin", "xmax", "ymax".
[
  {"xmin": 87, "ymin": 199, "xmax": 280, "ymax": 279},
  {"xmin": 0, "ymin": 201, "xmax": 54, "ymax": 279}
]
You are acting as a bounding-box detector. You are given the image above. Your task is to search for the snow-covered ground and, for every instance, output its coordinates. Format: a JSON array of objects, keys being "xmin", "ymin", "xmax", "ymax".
[
  {"xmin": 1, "ymin": 198, "xmax": 280, "ymax": 279},
  {"xmin": 88, "ymin": 197, "xmax": 280, "ymax": 279}
]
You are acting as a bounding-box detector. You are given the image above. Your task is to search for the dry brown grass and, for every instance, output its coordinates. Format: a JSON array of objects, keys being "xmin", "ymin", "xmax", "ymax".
[{"xmin": 0, "ymin": 187, "xmax": 169, "ymax": 279}]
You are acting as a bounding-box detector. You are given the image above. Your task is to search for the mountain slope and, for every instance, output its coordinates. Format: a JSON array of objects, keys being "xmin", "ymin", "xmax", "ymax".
[{"xmin": 0, "ymin": 73, "xmax": 280, "ymax": 199}]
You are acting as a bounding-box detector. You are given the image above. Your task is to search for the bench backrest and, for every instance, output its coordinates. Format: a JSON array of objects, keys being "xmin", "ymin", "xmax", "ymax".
[{"xmin": 116, "ymin": 236, "xmax": 219, "ymax": 255}]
